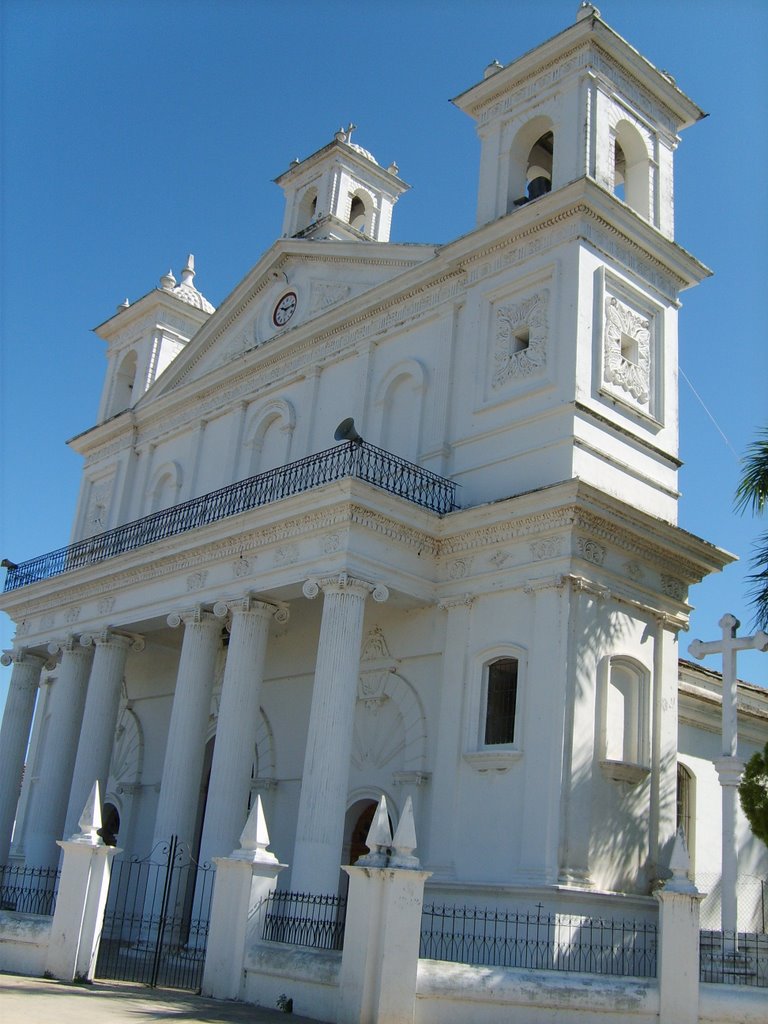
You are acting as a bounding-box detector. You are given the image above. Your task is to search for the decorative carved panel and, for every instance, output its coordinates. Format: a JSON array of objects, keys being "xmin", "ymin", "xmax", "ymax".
[{"xmin": 493, "ymin": 288, "xmax": 549, "ymax": 387}]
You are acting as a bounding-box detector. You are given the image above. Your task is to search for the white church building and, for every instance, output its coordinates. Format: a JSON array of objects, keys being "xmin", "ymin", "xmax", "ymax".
[{"xmin": 0, "ymin": 6, "xmax": 766, "ymax": 1008}]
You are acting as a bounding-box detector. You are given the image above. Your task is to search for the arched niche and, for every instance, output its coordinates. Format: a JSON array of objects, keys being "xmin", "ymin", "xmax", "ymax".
[
  {"xmin": 147, "ymin": 461, "xmax": 183, "ymax": 512},
  {"xmin": 348, "ymin": 188, "xmax": 373, "ymax": 234},
  {"xmin": 296, "ymin": 186, "xmax": 319, "ymax": 233},
  {"xmin": 242, "ymin": 398, "xmax": 296, "ymax": 477},
  {"xmin": 374, "ymin": 359, "xmax": 427, "ymax": 462}
]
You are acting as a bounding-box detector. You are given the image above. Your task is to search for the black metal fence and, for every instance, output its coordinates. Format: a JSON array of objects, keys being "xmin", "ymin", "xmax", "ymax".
[
  {"xmin": 3, "ymin": 441, "xmax": 458, "ymax": 592},
  {"xmin": 261, "ymin": 891, "xmax": 347, "ymax": 951},
  {"xmin": 95, "ymin": 837, "xmax": 215, "ymax": 991},
  {"xmin": 0, "ymin": 864, "xmax": 60, "ymax": 916},
  {"xmin": 420, "ymin": 903, "xmax": 657, "ymax": 979},
  {"xmin": 700, "ymin": 930, "xmax": 768, "ymax": 988}
]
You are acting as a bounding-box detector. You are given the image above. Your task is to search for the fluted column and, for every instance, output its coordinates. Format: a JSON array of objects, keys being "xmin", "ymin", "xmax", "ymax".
[
  {"xmin": 63, "ymin": 631, "xmax": 143, "ymax": 839},
  {"xmin": 198, "ymin": 598, "xmax": 286, "ymax": 866},
  {"xmin": 0, "ymin": 649, "xmax": 47, "ymax": 864},
  {"xmin": 24, "ymin": 638, "xmax": 94, "ymax": 868},
  {"xmin": 152, "ymin": 609, "xmax": 223, "ymax": 853},
  {"xmin": 291, "ymin": 574, "xmax": 388, "ymax": 895}
]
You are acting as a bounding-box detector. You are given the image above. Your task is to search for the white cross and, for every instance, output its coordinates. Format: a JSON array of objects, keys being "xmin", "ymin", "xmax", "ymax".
[{"xmin": 689, "ymin": 614, "xmax": 768, "ymax": 935}]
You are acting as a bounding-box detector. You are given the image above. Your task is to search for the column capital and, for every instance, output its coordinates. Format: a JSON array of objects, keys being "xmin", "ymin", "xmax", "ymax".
[
  {"xmin": 167, "ymin": 607, "xmax": 223, "ymax": 629},
  {"xmin": 212, "ymin": 595, "xmax": 289, "ymax": 625},
  {"xmin": 714, "ymin": 755, "xmax": 744, "ymax": 788},
  {"xmin": 79, "ymin": 629, "xmax": 145, "ymax": 653},
  {"xmin": 565, "ymin": 574, "xmax": 610, "ymax": 600},
  {"xmin": 1, "ymin": 647, "xmax": 48, "ymax": 669},
  {"xmin": 303, "ymin": 573, "xmax": 389, "ymax": 603},
  {"xmin": 47, "ymin": 636, "xmax": 92, "ymax": 658},
  {"xmin": 524, "ymin": 574, "xmax": 567, "ymax": 594}
]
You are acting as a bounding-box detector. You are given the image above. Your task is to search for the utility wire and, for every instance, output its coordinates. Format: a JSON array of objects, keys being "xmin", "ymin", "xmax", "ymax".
[{"xmin": 680, "ymin": 366, "xmax": 740, "ymax": 462}]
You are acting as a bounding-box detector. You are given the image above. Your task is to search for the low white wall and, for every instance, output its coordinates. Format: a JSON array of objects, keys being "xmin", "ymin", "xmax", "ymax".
[
  {"xmin": 699, "ymin": 983, "xmax": 768, "ymax": 1024},
  {"xmin": 415, "ymin": 958, "xmax": 659, "ymax": 1024},
  {"xmin": 243, "ymin": 943, "xmax": 340, "ymax": 1021},
  {"xmin": 0, "ymin": 911, "xmax": 51, "ymax": 976}
]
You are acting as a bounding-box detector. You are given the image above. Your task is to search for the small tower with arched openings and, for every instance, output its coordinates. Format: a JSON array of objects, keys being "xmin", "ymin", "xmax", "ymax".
[
  {"xmin": 274, "ymin": 124, "xmax": 410, "ymax": 242},
  {"xmin": 94, "ymin": 255, "xmax": 215, "ymax": 423},
  {"xmin": 453, "ymin": 3, "xmax": 703, "ymax": 238}
]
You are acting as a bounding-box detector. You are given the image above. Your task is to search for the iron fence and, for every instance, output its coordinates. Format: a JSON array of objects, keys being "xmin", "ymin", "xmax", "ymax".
[
  {"xmin": 3, "ymin": 441, "xmax": 457, "ymax": 592},
  {"xmin": 0, "ymin": 864, "xmax": 60, "ymax": 916},
  {"xmin": 261, "ymin": 891, "xmax": 347, "ymax": 951},
  {"xmin": 700, "ymin": 930, "xmax": 768, "ymax": 988},
  {"xmin": 420, "ymin": 903, "xmax": 657, "ymax": 978},
  {"xmin": 95, "ymin": 837, "xmax": 215, "ymax": 991}
]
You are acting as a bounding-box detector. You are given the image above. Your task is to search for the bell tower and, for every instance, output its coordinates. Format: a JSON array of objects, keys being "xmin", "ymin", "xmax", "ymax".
[
  {"xmin": 454, "ymin": 2, "xmax": 702, "ymax": 239},
  {"xmin": 452, "ymin": 4, "xmax": 710, "ymax": 523},
  {"xmin": 274, "ymin": 124, "xmax": 409, "ymax": 242}
]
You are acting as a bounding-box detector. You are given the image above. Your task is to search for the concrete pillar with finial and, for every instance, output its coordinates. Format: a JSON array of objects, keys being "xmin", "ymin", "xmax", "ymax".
[
  {"xmin": 202, "ymin": 795, "xmax": 286, "ymax": 1001},
  {"xmin": 338, "ymin": 795, "xmax": 431, "ymax": 1024},
  {"xmin": 655, "ymin": 828, "xmax": 704, "ymax": 1024},
  {"xmin": 45, "ymin": 781, "xmax": 120, "ymax": 982}
]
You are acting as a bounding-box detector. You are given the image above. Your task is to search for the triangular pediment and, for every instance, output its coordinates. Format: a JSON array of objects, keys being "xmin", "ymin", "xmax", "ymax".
[{"xmin": 141, "ymin": 238, "xmax": 435, "ymax": 400}]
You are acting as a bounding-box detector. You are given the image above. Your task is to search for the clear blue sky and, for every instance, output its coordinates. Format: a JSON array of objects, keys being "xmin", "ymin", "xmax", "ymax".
[{"xmin": 1, "ymin": 0, "xmax": 767, "ymax": 718}]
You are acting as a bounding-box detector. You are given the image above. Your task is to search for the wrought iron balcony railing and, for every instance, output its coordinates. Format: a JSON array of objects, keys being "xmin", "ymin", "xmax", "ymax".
[{"xmin": 3, "ymin": 441, "xmax": 458, "ymax": 592}]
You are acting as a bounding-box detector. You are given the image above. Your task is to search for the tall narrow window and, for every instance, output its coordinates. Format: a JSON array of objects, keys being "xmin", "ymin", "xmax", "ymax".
[
  {"xmin": 349, "ymin": 194, "xmax": 367, "ymax": 231},
  {"xmin": 484, "ymin": 658, "xmax": 518, "ymax": 745},
  {"xmin": 676, "ymin": 764, "xmax": 693, "ymax": 842}
]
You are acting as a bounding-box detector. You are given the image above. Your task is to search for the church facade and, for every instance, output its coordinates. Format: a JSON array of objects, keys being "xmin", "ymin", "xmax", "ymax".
[{"xmin": 1, "ymin": 6, "xmax": 766, "ymax": 934}]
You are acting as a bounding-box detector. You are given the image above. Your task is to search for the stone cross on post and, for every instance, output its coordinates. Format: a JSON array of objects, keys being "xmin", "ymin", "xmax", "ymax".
[{"xmin": 689, "ymin": 613, "xmax": 768, "ymax": 934}]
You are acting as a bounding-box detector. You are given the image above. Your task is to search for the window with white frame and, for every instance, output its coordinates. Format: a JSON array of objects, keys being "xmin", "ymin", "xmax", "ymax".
[
  {"xmin": 599, "ymin": 657, "xmax": 650, "ymax": 783},
  {"xmin": 465, "ymin": 649, "xmax": 524, "ymax": 770},
  {"xmin": 483, "ymin": 657, "xmax": 518, "ymax": 746}
]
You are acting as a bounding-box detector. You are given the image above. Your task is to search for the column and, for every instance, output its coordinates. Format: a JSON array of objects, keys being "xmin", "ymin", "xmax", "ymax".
[
  {"xmin": 715, "ymin": 757, "xmax": 744, "ymax": 936},
  {"xmin": 198, "ymin": 597, "xmax": 283, "ymax": 867},
  {"xmin": 0, "ymin": 649, "xmax": 46, "ymax": 864},
  {"xmin": 63, "ymin": 631, "xmax": 143, "ymax": 839},
  {"xmin": 427, "ymin": 596, "xmax": 474, "ymax": 877},
  {"xmin": 291, "ymin": 574, "xmax": 388, "ymax": 895},
  {"xmin": 24, "ymin": 638, "xmax": 94, "ymax": 868},
  {"xmin": 519, "ymin": 576, "xmax": 568, "ymax": 884},
  {"xmin": 152, "ymin": 609, "xmax": 223, "ymax": 853}
]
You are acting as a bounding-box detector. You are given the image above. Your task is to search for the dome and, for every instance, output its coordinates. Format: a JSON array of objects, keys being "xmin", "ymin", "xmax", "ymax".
[
  {"xmin": 160, "ymin": 255, "xmax": 215, "ymax": 314},
  {"xmin": 347, "ymin": 141, "xmax": 379, "ymax": 166}
]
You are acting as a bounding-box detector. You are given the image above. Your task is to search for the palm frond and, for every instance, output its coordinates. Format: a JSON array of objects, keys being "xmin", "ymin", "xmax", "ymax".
[{"xmin": 735, "ymin": 427, "xmax": 768, "ymax": 516}]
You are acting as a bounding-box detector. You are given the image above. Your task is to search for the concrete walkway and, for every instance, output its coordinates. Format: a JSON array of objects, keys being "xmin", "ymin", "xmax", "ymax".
[{"xmin": 0, "ymin": 973, "xmax": 329, "ymax": 1024}]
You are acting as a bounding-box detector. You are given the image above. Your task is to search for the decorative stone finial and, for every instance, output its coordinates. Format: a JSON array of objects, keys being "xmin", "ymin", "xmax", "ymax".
[
  {"xmin": 387, "ymin": 162, "xmax": 399, "ymax": 176},
  {"xmin": 665, "ymin": 827, "xmax": 698, "ymax": 893},
  {"xmin": 231, "ymin": 795, "xmax": 279, "ymax": 864},
  {"xmin": 160, "ymin": 269, "xmax": 176, "ymax": 291},
  {"xmin": 483, "ymin": 60, "xmax": 503, "ymax": 79},
  {"xmin": 70, "ymin": 781, "xmax": 104, "ymax": 845},
  {"xmin": 389, "ymin": 796, "xmax": 420, "ymax": 869},
  {"xmin": 356, "ymin": 795, "xmax": 391, "ymax": 867},
  {"xmin": 117, "ymin": 297, "xmax": 130, "ymax": 312},
  {"xmin": 335, "ymin": 126, "xmax": 347, "ymax": 143},
  {"xmin": 576, "ymin": 2, "xmax": 600, "ymax": 21},
  {"xmin": 180, "ymin": 254, "xmax": 195, "ymax": 287}
]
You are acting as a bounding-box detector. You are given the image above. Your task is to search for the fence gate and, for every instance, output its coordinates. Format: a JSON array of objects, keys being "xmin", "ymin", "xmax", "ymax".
[{"xmin": 96, "ymin": 836, "xmax": 215, "ymax": 991}]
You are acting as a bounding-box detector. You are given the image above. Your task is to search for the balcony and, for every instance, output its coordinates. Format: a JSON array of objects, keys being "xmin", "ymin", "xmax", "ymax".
[{"xmin": 3, "ymin": 441, "xmax": 458, "ymax": 592}]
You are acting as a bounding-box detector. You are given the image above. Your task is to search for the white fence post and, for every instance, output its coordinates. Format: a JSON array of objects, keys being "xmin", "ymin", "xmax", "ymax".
[
  {"xmin": 338, "ymin": 796, "xmax": 430, "ymax": 1024},
  {"xmin": 45, "ymin": 782, "xmax": 119, "ymax": 982},
  {"xmin": 202, "ymin": 796, "xmax": 285, "ymax": 1001},
  {"xmin": 656, "ymin": 830, "xmax": 704, "ymax": 1024}
]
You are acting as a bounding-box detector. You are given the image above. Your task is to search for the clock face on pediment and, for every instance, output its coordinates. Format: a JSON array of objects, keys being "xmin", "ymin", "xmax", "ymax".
[{"xmin": 273, "ymin": 291, "xmax": 297, "ymax": 328}]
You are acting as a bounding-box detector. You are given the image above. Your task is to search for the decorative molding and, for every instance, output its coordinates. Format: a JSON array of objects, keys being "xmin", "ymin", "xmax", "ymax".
[
  {"xmin": 661, "ymin": 574, "xmax": 687, "ymax": 602},
  {"xmin": 309, "ymin": 281, "xmax": 351, "ymax": 314},
  {"xmin": 463, "ymin": 750, "xmax": 523, "ymax": 773},
  {"xmin": 232, "ymin": 555, "xmax": 254, "ymax": 577},
  {"xmin": 603, "ymin": 296, "xmax": 650, "ymax": 403},
  {"xmin": 186, "ymin": 570, "xmax": 208, "ymax": 592},
  {"xmin": 448, "ymin": 557, "xmax": 473, "ymax": 579},
  {"xmin": 530, "ymin": 537, "xmax": 562, "ymax": 561},
  {"xmin": 599, "ymin": 759, "xmax": 651, "ymax": 786},
  {"xmin": 578, "ymin": 537, "xmax": 606, "ymax": 565},
  {"xmin": 493, "ymin": 289, "xmax": 549, "ymax": 386}
]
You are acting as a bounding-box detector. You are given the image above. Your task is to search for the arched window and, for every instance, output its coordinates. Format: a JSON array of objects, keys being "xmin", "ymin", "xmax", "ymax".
[
  {"xmin": 601, "ymin": 658, "xmax": 650, "ymax": 768},
  {"xmin": 109, "ymin": 350, "xmax": 138, "ymax": 417},
  {"xmin": 483, "ymin": 657, "xmax": 519, "ymax": 746},
  {"xmin": 676, "ymin": 763, "xmax": 694, "ymax": 848},
  {"xmin": 349, "ymin": 193, "xmax": 368, "ymax": 232},
  {"xmin": 506, "ymin": 117, "xmax": 555, "ymax": 212},
  {"xmin": 296, "ymin": 187, "xmax": 318, "ymax": 233},
  {"xmin": 613, "ymin": 120, "xmax": 651, "ymax": 220},
  {"xmin": 98, "ymin": 802, "xmax": 120, "ymax": 846}
]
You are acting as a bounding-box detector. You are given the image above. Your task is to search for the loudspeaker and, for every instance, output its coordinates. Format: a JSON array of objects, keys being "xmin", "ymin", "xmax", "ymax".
[{"xmin": 334, "ymin": 417, "xmax": 364, "ymax": 444}]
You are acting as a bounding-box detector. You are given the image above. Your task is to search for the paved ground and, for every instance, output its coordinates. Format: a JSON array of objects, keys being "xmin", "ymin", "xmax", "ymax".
[{"xmin": 0, "ymin": 973, "xmax": 329, "ymax": 1024}]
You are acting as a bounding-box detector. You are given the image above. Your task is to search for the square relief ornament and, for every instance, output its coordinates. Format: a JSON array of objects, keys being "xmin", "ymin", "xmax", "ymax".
[{"xmin": 602, "ymin": 293, "xmax": 656, "ymax": 412}]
